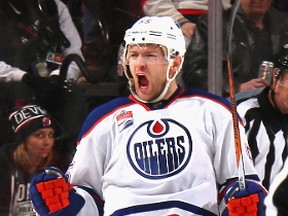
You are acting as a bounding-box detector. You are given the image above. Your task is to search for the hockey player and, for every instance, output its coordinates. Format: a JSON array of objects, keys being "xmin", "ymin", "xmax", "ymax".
[{"xmin": 29, "ymin": 16, "xmax": 267, "ymax": 215}]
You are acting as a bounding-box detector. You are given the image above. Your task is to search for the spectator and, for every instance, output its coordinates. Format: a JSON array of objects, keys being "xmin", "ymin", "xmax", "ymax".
[
  {"xmin": 236, "ymin": 44, "xmax": 288, "ymax": 190},
  {"xmin": 0, "ymin": 0, "xmax": 88, "ymax": 154},
  {"xmin": 0, "ymin": 0, "xmax": 84, "ymax": 82},
  {"xmin": 143, "ymin": 0, "xmax": 232, "ymax": 46},
  {"xmin": 29, "ymin": 16, "xmax": 266, "ymax": 216},
  {"xmin": 181, "ymin": 0, "xmax": 288, "ymax": 97},
  {"xmin": 0, "ymin": 104, "xmax": 71, "ymax": 215}
]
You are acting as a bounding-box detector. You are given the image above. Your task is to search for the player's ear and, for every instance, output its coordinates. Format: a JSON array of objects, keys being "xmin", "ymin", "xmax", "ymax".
[
  {"xmin": 169, "ymin": 56, "xmax": 182, "ymax": 78},
  {"xmin": 172, "ymin": 55, "xmax": 182, "ymax": 69},
  {"xmin": 271, "ymin": 68, "xmax": 280, "ymax": 90}
]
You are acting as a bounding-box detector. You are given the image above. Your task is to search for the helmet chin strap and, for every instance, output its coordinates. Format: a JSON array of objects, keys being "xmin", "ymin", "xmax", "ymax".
[{"xmin": 129, "ymin": 61, "xmax": 178, "ymax": 104}]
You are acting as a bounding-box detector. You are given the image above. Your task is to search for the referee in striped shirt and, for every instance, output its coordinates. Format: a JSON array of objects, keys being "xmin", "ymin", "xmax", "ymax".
[{"xmin": 236, "ymin": 44, "xmax": 288, "ymax": 191}]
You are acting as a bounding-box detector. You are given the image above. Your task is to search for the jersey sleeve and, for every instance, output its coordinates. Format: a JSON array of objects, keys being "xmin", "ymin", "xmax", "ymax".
[
  {"xmin": 72, "ymin": 186, "xmax": 103, "ymax": 216},
  {"xmin": 209, "ymin": 100, "xmax": 257, "ymax": 182},
  {"xmin": 67, "ymin": 108, "xmax": 114, "ymax": 190},
  {"xmin": 64, "ymin": 101, "xmax": 121, "ymax": 214},
  {"xmin": 207, "ymin": 100, "xmax": 261, "ymax": 213}
]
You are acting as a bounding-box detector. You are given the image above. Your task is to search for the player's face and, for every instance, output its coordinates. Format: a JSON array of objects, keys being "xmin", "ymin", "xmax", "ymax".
[
  {"xmin": 25, "ymin": 127, "xmax": 55, "ymax": 161},
  {"xmin": 127, "ymin": 44, "xmax": 169, "ymax": 102},
  {"xmin": 241, "ymin": 0, "xmax": 272, "ymax": 17},
  {"xmin": 273, "ymin": 73, "xmax": 288, "ymax": 114}
]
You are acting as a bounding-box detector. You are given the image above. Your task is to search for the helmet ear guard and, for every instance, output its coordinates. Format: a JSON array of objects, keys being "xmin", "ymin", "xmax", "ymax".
[
  {"xmin": 274, "ymin": 68, "xmax": 281, "ymax": 80},
  {"xmin": 274, "ymin": 43, "xmax": 288, "ymax": 80}
]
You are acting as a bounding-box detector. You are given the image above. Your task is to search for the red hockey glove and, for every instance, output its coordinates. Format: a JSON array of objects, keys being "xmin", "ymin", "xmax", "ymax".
[
  {"xmin": 224, "ymin": 179, "xmax": 267, "ymax": 216},
  {"xmin": 30, "ymin": 166, "xmax": 85, "ymax": 215},
  {"xmin": 35, "ymin": 176, "xmax": 73, "ymax": 213},
  {"xmin": 227, "ymin": 193, "xmax": 259, "ymax": 215}
]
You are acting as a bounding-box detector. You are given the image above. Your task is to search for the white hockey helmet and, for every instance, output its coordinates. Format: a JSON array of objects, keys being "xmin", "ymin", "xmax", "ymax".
[{"xmin": 122, "ymin": 16, "xmax": 186, "ymax": 103}]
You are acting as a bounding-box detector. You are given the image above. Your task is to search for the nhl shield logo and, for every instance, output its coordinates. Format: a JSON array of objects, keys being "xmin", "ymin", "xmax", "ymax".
[{"xmin": 127, "ymin": 118, "xmax": 192, "ymax": 179}]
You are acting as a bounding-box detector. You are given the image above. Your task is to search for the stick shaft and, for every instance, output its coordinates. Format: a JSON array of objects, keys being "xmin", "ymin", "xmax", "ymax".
[{"xmin": 227, "ymin": 54, "xmax": 246, "ymax": 190}]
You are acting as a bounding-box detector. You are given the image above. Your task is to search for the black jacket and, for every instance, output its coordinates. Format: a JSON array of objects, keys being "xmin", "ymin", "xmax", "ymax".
[
  {"xmin": 0, "ymin": 0, "xmax": 62, "ymax": 74},
  {"xmin": 181, "ymin": 7, "xmax": 288, "ymax": 97}
]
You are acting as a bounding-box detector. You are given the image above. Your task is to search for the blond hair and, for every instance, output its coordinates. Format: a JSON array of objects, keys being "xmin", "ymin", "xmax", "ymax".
[{"xmin": 13, "ymin": 143, "xmax": 55, "ymax": 173}]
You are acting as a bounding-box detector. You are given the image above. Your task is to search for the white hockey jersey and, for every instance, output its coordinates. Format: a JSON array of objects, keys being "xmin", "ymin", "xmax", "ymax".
[{"xmin": 66, "ymin": 88, "xmax": 259, "ymax": 216}]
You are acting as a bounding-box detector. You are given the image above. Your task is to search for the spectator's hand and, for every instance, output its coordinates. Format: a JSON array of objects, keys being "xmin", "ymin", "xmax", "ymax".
[
  {"xmin": 224, "ymin": 180, "xmax": 267, "ymax": 216},
  {"xmin": 181, "ymin": 22, "xmax": 196, "ymax": 40},
  {"xmin": 238, "ymin": 78, "xmax": 270, "ymax": 92},
  {"xmin": 30, "ymin": 166, "xmax": 85, "ymax": 215}
]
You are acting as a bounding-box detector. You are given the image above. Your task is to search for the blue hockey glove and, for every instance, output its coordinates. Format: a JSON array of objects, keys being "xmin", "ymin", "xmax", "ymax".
[
  {"xmin": 30, "ymin": 166, "xmax": 85, "ymax": 216},
  {"xmin": 224, "ymin": 179, "xmax": 267, "ymax": 216}
]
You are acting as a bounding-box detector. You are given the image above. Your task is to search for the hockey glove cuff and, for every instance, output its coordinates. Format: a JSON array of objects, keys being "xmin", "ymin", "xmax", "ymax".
[
  {"xmin": 224, "ymin": 179, "xmax": 267, "ymax": 216},
  {"xmin": 30, "ymin": 166, "xmax": 85, "ymax": 216}
]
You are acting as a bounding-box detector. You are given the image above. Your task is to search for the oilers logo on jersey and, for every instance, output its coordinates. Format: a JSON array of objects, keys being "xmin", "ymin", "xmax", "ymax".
[{"xmin": 127, "ymin": 118, "xmax": 192, "ymax": 179}]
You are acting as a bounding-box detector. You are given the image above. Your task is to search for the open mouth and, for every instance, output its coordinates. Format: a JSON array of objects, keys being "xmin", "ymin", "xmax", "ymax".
[{"xmin": 138, "ymin": 74, "xmax": 148, "ymax": 88}]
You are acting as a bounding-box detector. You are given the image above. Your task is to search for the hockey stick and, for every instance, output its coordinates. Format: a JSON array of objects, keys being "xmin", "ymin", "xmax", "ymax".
[{"xmin": 225, "ymin": 0, "xmax": 246, "ymax": 190}]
